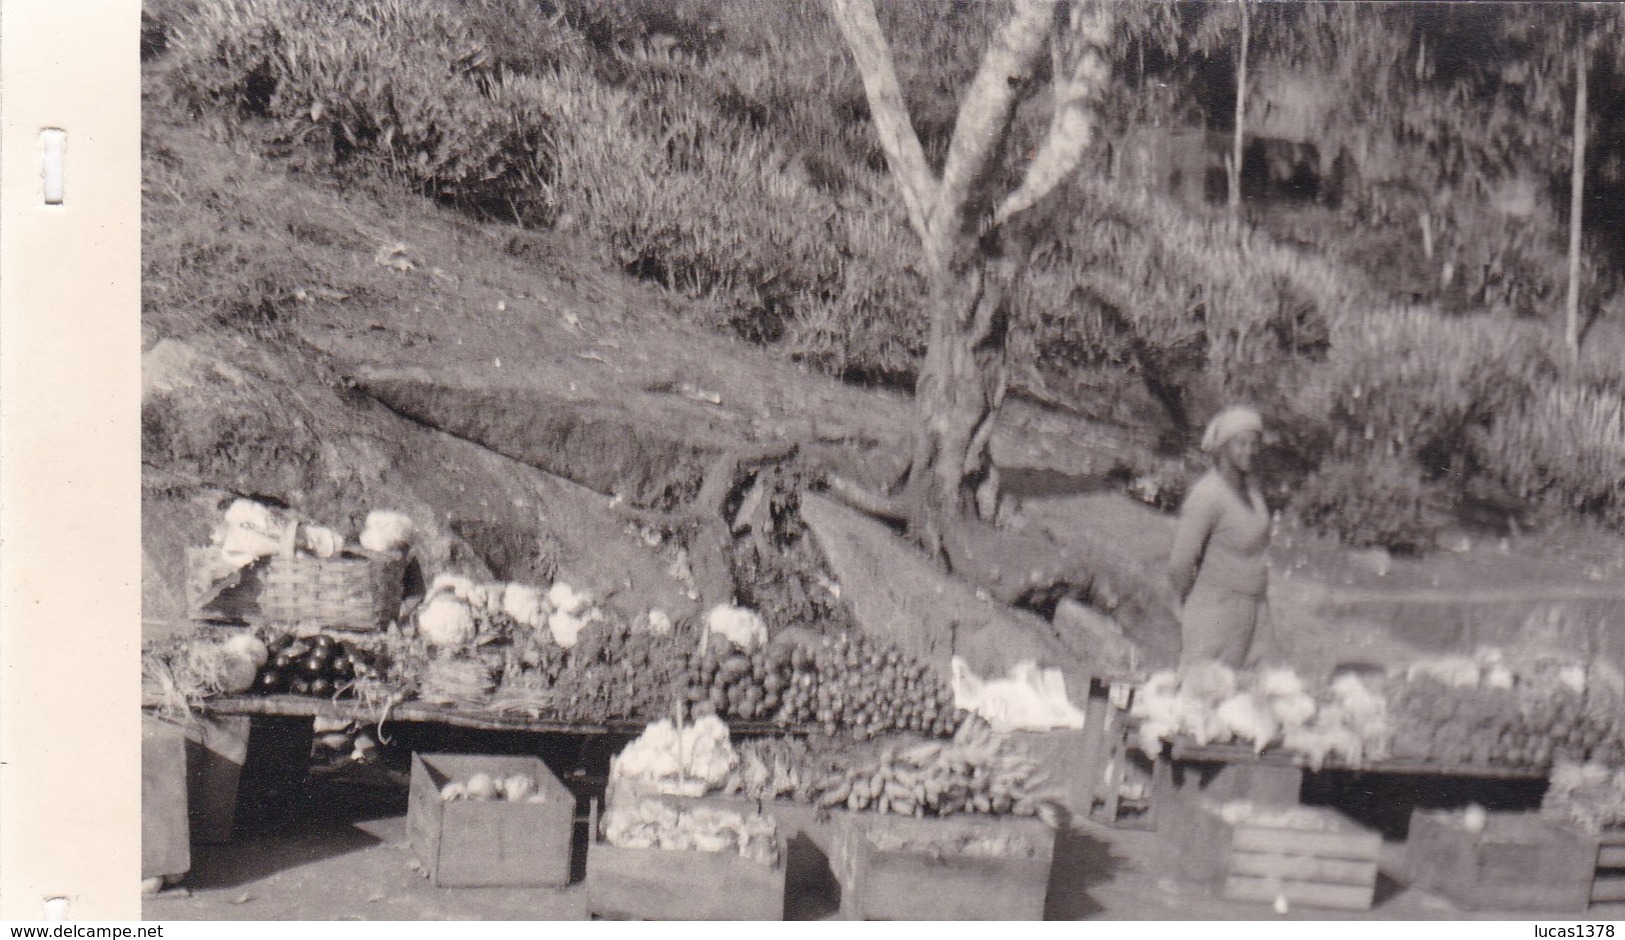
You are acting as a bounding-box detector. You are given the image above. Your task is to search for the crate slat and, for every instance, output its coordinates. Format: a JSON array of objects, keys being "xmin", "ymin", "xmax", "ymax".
[
  {"xmin": 1224, "ymin": 875, "xmax": 1376, "ymax": 911},
  {"xmin": 1229, "ymin": 850, "xmax": 1379, "ymax": 885},
  {"xmin": 1598, "ymin": 845, "xmax": 1625, "ymax": 868},
  {"xmin": 1593, "ymin": 875, "xmax": 1625, "ymax": 904},
  {"xmin": 1232, "ymin": 825, "xmax": 1381, "ymax": 860}
]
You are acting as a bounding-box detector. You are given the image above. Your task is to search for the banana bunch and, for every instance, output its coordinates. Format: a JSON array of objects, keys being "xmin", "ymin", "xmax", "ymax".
[{"xmin": 811, "ymin": 722, "xmax": 1066, "ymax": 827}]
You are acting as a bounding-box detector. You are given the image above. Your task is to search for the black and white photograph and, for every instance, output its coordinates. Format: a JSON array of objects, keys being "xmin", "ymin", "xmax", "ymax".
[{"xmin": 126, "ymin": 0, "xmax": 1625, "ymax": 922}]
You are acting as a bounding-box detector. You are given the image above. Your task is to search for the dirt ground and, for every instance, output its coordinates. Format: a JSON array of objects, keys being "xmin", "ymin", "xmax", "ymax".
[{"xmin": 144, "ymin": 767, "xmax": 1625, "ymax": 922}]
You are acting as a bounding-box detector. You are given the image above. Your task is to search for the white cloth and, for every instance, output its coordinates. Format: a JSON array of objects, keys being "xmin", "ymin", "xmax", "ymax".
[{"xmin": 1201, "ymin": 405, "xmax": 1264, "ymax": 453}]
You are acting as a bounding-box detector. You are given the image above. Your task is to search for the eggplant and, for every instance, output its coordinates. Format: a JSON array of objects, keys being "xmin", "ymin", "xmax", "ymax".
[
  {"xmin": 301, "ymin": 654, "xmax": 327, "ymax": 678},
  {"xmin": 289, "ymin": 677, "xmax": 312, "ymax": 695},
  {"xmin": 309, "ymin": 678, "xmax": 333, "ymax": 697},
  {"xmin": 272, "ymin": 651, "xmax": 298, "ymax": 671},
  {"xmin": 254, "ymin": 670, "xmax": 284, "ymax": 694}
]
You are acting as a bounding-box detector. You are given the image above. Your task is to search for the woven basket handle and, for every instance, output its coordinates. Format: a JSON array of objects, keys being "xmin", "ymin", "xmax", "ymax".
[{"xmin": 279, "ymin": 519, "xmax": 300, "ymax": 560}]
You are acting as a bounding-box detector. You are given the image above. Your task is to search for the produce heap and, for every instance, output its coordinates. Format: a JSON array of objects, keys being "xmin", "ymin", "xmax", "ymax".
[
  {"xmin": 599, "ymin": 716, "xmax": 781, "ymax": 865},
  {"xmin": 1132, "ymin": 664, "xmax": 1389, "ymax": 770},
  {"xmin": 158, "ymin": 504, "xmax": 991, "ymax": 741},
  {"xmin": 1131, "ymin": 650, "xmax": 1625, "ymax": 771},
  {"xmin": 254, "ymin": 632, "xmax": 385, "ymax": 697},
  {"xmin": 384, "ymin": 575, "xmax": 974, "ymax": 736},
  {"xmin": 601, "ymin": 800, "xmax": 781, "ymax": 867},
  {"xmin": 685, "ymin": 632, "xmax": 964, "ymax": 739},
  {"xmin": 1542, "ymin": 760, "xmax": 1625, "ymax": 834},
  {"xmin": 719, "ymin": 722, "xmax": 1068, "ymax": 826},
  {"xmin": 438, "ymin": 769, "xmax": 549, "ymax": 804},
  {"xmin": 1386, "ymin": 653, "xmax": 1625, "ymax": 768}
]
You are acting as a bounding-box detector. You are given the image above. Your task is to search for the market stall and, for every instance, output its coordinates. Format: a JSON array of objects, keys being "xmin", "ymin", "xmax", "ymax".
[
  {"xmin": 142, "ymin": 499, "xmax": 1104, "ymax": 918},
  {"xmin": 1114, "ymin": 653, "xmax": 1625, "ymax": 911}
]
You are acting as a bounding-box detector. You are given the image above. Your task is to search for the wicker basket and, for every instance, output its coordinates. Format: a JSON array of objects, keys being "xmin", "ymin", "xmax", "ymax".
[{"xmin": 189, "ymin": 545, "xmax": 407, "ymax": 632}]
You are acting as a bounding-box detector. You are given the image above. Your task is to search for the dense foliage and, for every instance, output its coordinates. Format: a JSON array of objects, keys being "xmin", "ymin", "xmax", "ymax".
[{"xmin": 145, "ymin": 0, "xmax": 1625, "ymax": 547}]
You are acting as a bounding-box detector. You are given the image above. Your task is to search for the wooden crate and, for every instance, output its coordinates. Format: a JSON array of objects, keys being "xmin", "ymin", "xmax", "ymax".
[
  {"xmin": 1180, "ymin": 801, "xmax": 1381, "ymax": 911},
  {"xmin": 1406, "ymin": 810, "xmax": 1598, "ymax": 913},
  {"xmin": 142, "ymin": 715, "xmax": 190, "ymax": 881},
  {"xmin": 834, "ymin": 812, "xmax": 1055, "ymax": 920},
  {"xmin": 1590, "ymin": 829, "xmax": 1625, "ymax": 907},
  {"xmin": 183, "ymin": 715, "xmax": 251, "ymax": 844},
  {"xmin": 585, "ymin": 799, "xmax": 788, "ymax": 920},
  {"xmin": 406, "ymin": 752, "xmax": 576, "ymax": 888}
]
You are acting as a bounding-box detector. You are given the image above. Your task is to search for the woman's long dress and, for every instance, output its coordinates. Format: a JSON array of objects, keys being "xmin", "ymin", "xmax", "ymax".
[{"xmin": 1168, "ymin": 469, "xmax": 1273, "ymax": 668}]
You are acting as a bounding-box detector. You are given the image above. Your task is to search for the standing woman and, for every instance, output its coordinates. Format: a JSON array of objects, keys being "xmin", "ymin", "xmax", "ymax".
[{"xmin": 1168, "ymin": 405, "xmax": 1274, "ymax": 669}]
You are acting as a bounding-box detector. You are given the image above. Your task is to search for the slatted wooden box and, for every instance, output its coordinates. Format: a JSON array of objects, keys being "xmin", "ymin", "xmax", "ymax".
[
  {"xmin": 1406, "ymin": 810, "xmax": 1597, "ymax": 913},
  {"xmin": 406, "ymin": 753, "xmax": 576, "ymax": 888},
  {"xmin": 585, "ymin": 798, "xmax": 788, "ymax": 920},
  {"xmin": 1593, "ymin": 830, "xmax": 1625, "ymax": 907},
  {"xmin": 833, "ymin": 812, "xmax": 1056, "ymax": 921},
  {"xmin": 1179, "ymin": 800, "xmax": 1381, "ymax": 911}
]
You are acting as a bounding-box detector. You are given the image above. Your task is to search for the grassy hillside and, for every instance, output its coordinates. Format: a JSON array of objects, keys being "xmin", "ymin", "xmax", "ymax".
[{"xmin": 142, "ymin": 0, "xmax": 1625, "ymax": 550}]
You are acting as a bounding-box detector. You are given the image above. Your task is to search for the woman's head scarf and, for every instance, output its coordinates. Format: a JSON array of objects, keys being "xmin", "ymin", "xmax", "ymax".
[{"xmin": 1201, "ymin": 405, "xmax": 1264, "ymax": 453}]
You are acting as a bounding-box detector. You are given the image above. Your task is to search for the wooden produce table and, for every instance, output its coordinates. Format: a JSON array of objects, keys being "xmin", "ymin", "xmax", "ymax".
[
  {"xmin": 194, "ymin": 693, "xmax": 806, "ymax": 739},
  {"xmin": 142, "ymin": 694, "xmax": 812, "ymax": 862}
]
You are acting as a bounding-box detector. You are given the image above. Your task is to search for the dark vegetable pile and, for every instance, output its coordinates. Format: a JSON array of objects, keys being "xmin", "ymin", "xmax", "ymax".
[{"xmin": 254, "ymin": 632, "xmax": 384, "ymax": 698}]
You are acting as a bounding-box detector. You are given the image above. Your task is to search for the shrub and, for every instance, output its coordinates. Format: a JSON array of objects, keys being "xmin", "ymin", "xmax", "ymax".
[
  {"xmin": 1295, "ymin": 307, "xmax": 1558, "ymax": 471},
  {"xmin": 1291, "ymin": 452, "xmax": 1449, "ymax": 553},
  {"xmin": 1016, "ymin": 180, "xmax": 1360, "ymax": 431},
  {"xmin": 1472, "ymin": 382, "xmax": 1625, "ymax": 528},
  {"xmin": 164, "ymin": 0, "xmax": 560, "ymax": 220}
]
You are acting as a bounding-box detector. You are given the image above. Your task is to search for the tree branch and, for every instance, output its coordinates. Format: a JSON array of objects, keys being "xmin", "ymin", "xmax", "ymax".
[
  {"xmin": 994, "ymin": 0, "xmax": 1115, "ymax": 225},
  {"xmin": 827, "ymin": 0, "xmax": 938, "ymax": 245},
  {"xmin": 935, "ymin": 0, "xmax": 1061, "ymax": 253}
]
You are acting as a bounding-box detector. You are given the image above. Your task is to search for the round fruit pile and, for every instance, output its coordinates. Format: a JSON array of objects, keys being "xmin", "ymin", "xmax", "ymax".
[
  {"xmin": 685, "ymin": 633, "xmax": 963, "ymax": 739},
  {"xmin": 254, "ymin": 633, "xmax": 383, "ymax": 697}
]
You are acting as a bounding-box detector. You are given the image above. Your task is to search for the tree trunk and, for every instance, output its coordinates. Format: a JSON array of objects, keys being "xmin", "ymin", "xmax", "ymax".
[
  {"xmin": 1566, "ymin": 44, "xmax": 1587, "ymax": 358},
  {"xmin": 1229, "ymin": 2, "xmax": 1249, "ymax": 213},
  {"xmin": 904, "ymin": 258, "xmax": 1011, "ymax": 561}
]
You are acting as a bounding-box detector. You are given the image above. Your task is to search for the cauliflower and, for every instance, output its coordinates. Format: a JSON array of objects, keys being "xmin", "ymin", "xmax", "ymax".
[
  {"xmin": 1258, "ymin": 667, "xmax": 1306, "ymax": 699},
  {"xmin": 705, "ymin": 605, "xmax": 767, "ymax": 651},
  {"xmin": 429, "ymin": 574, "xmax": 476, "ymax": 602},
  {"xmin": 548, "ymin": 582, "xmax": 592, "ymax": 617},
  {"xmin": 223, "ymin": 498, "xmax": 279, "ymax": 534},
  {"xmin": 465, "ymin": 581, "xmax": 505, "ymax": 614},
  {"xmin": 1216, "ymin": 693, "xmax": 1280, "ymax": 753},
  {"xmin": 1269, "ymin": 692, "xmax": 1318, "ymax": 729},
  {"xmin": 501, "ymin": 583, "xmax": 547, "ymax": 631},
  {"xmin": 418, "ymin": 595, "xmax": 476, "ymax": 648},
  {"xmin": 1484, "ymin": 664, "xmax": 1515, "ymax": 690},
  {"xmin": 645, "ymin": 609, "xmax": 673, "ymax": 635},
  {"xmin": 1133, "ymin": 671, "xmax": 1182, "ymax": 722},
  {"xmin": 1137, "ymin": 721, "xmax": 1175, "ymax": 756},
  {"xmin": 299, "ymin": 524, "xmax": 344, "ymax": 559},
  {"xmin": 1181, "ymin": 662, "xmax": 1238, "ymax": 705},
  {"xmin": 359, "ymin": 510, "xmax": 415, "ymax": 553},
  {"xmin": 549, "ymin": 610, "xmax": 589, "ymax": 649},
  {"xmin": 611, "ymin": 717, "xmax": 737, "ymax": 795}
]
